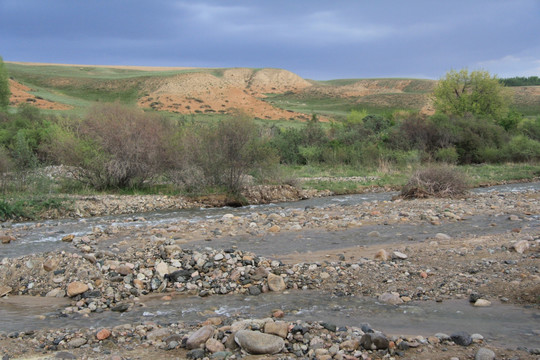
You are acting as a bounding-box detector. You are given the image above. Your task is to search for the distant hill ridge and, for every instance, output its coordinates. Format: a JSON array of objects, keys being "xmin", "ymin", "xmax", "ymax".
[{"xmin": 5, "ymin": 62, "xmax": 539, "ymax": 119}]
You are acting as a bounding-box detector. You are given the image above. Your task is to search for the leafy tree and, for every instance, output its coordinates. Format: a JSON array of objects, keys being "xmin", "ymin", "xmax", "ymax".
[
  {"xmin": 433, "ymin": 69, "xmax": 511, "ymax": 121},
  {"xmin": 0, "ymin": 56, "xmax": 10, "ymax": 110}
]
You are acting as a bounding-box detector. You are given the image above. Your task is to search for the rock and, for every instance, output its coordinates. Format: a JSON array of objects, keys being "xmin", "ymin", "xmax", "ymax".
[
  {"xmin": 210, "ymin": 351, "xmax": 233, "ymax": 360},
  {"xmin": 361, "ymin": 332, "xmax": 389, "ymax": 350},
  {"xmin": 248, "ymin": 285, "xmax": 261, "ymax": 295},
  {"xmin": 471, "ymin": 333, "xmax": 484, "ymax": 342},
  {"xmin": 146, "ymin": 328, "xmax": 171, "ymax": 341},
  {"xmin": 96, "ymin": 328, "xmax": 111, "ymax": 340},
  {"xmin": 61, "ymin": 234, "xmax": 75, "ymax": 242},
  {"xmin": 68, "ymin": 337, "xmax": 87, "ymax": 348},
  {"xmin": 474, "ymin": 299, "xmax": 492, "ymax": 307},
  {"xmin": 111, "ymin": 303, "xmax": 130, "ymax": 312},
  {"xmin": 0, "ymin": 285, "xmax": 12, "ymax": 297},
  {"xmin": 66, "ymin": 281, "xmax": 88, "ymax": 297},
  {"xmin": 268, "ymin": 225, "xmax": 281, "ymax": 233},
  {"xmin": 378, "ymin": 292, "xmax": 403, "ymax": 305},
  {"xmin": 374, "ymin": 249, "xmax": 389, "ymax": 261},
  {"xmin": 115, "ymin": 265, "xmax": 132, "ymax": 276},
  {"xmin": 475, "ymin": 347, "xmax": 496, "ymax": 360},
  {"xmin": 392, "ymin": 251, "xmax": 408, "ymax": 260},
  {"xmin": 511, "ymin": 240, "xmax": 529, "ymax": 254},
  {"xmin": 267, "ymin": 273, "xmax": 286, "ymax": 292},
  {"xmin": 186, "ymin": 325, "xmax": 214, "ymax": 350},
  {"xmin": 187, "ymin": 349, "xmax": 206, "ymax": 359},
  {"xmin": 43, "ymin": 258, "xmax": 59, "ymax": 272},
  {"xmin": 435, "ymin": 233, "xmax": 451, "ymax": 240},
  {"xmin": 234, "ymin": 329, "xmax": 285, "ymax": 354},
  {"xmin": 508, "ymin": 215, "xmax": 520, "ymax": 221},
  {"xmin": 340, "ymin": 338, "xmax": 360, "ymax": 351},
  {"xmin": 46, "ymin": 288, "xmax": 65, "ymax": 298},
  {"xmin": 451, "ymin": 331, "xmax": 472, "ymax": 346},
  {"xmin": 264, "ymin": 321, "xmax": 289, "ymax": 338},
  {"xmin": 54, "ymin": 351, "xmax": 77, "ymax": 359},
  {"xmin": 1, "ymin": 235, "xmax": 15, "ymax": 244},
  {"xmin": 368, "ymin": 231, "xmax": 380, "ymax": 237},
  {"xmin": 155, "ymin": 262, "xmax": 169, "ymax": 278},
  {"xmin": 214, "ymin": 253, "xmax": 224, "ymax": 261},
  {"xmin": 205, "ymin": 338, "xmax": 225, "ymax": 353}
]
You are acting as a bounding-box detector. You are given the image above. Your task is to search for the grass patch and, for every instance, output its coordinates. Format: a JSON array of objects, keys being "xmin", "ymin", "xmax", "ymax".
[
  {"xmin": 0, "ymin": 195, "xmax": 71, "ymax": 221},
  {"xmin": 462, "ymin": 163, "xmax": 540, "ymax": 186}
]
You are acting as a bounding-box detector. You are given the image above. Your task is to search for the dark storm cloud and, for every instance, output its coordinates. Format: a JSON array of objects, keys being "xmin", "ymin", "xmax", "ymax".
[{"xmin": 1, "ymin": 0, "xmax": 539, "ymax": 79}]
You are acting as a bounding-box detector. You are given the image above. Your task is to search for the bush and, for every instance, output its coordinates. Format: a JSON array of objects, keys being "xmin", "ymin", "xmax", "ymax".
[
  {"xmin": 176, "ymin": 113, "xmax": 278, "ymax": 194},
  {"xmin": 400, "ymin": 165, "xmax": 470, "ymax": 199},
  {"xmin": 48, "ymin": 103, "xmax": 173, "ymax": 190},
  {"xmin": 505, "ymin": 135, "xmax": 540, "ymax": 162},
  {"xmin": 518, "ymin": 117, "xmax": 540, "ymax": 141},
  {"xmin": 0, "ymin": 146, "xmax": 11, "ymax": 174},
  {"xmin": 434, "ymin": 147, "xmax": 459, "ymax": 164}
]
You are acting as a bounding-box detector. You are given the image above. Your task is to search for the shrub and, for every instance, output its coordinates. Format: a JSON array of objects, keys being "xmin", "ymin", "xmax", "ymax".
[
  {"xmin": 505, "ymin": 135, "xmax": 540, "ymax": 162},
  {"xmin": 0, "ymin": 146, "xmax": 12, "ymax": 174},
  {"xmin": 177, "ymin": 113, "xmax": 278, "ymax": 194},
  {"xmin": 434, "ymin": 147, "xmax": 459, "ymax": 164},
  {"xmin": 400, "ymin": 165, "xmax": 470, "ymax": 199},
  {"xmin": 299, "ymin": 146, "xmax": 322, "ymax": 165},
  {"xmin": 48, "ymin": 103, "xmax": 173, "ymax": 190},
  {"xmin": 518, "ymin": 117, "xmax": 540, "ymax": 141}
]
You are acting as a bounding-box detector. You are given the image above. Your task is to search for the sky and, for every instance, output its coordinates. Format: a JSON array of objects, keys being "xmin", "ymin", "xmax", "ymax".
[{"xmin": 1, "ymin": 0, "xmax": 539, "ymax": 80}]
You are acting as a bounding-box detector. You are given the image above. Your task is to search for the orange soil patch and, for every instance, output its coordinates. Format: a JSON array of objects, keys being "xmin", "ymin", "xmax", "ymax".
[
  {"xmin": 8, "ymin": 79, "xmax": 72, "ymax": 110},
  {"xmin": 138, "ymin": 68, "xmax": 315, "ymax": 121}
]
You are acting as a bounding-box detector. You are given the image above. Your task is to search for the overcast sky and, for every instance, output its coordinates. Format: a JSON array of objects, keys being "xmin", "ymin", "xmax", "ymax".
[{"xmin": 1, "ymin": 0, "xmax": 539, "ymax": 80}]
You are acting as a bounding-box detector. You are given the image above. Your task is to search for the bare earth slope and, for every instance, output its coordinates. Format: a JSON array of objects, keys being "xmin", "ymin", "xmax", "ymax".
[{"xmin": 138, "ymin": 68, "xmax": 314, "ymax": 120}]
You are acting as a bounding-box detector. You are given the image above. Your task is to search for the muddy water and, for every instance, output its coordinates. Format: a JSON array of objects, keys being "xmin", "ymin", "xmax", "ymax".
[{"xmin": 1, "ymin": 291, "xmax": 539, "ymax": 349}]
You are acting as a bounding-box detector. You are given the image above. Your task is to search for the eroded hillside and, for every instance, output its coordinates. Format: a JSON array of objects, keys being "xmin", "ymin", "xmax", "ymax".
[{"xmin": 6, "ymin": 62, "xmax": 540, "ymax": 119}]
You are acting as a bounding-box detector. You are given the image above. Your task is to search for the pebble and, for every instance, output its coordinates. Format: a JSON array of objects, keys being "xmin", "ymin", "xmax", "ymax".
[
  {"xmin": 374, "ymin": 249, "xmax": 389, "ymax": 261},
  {"xmin": 267, "ymin": 273, "xmax": 286, "ymax": 292},
  {"xmin": 474, "ymin": 299, "xmax": 492, "ymax": 307},
  {"xmin": 264, "ymin": 321, "xmax": 289, "ymax": 338},
  {"xmin": 435, "ymin": 233, "xmax": 451, "ymax": 240},
  {"xmin": 378, "ymin": 292, "xmax": 403, "ymax": 305},
  {"xmin": 96, "ymin": 328, "xmax": 111, "ymax": 340},
  {"xmin": 67, "ymin": 337, "xmax": 87, "ymax": 348},
  {"xmin": 66, "ymin": 281, "xmax": 88, "ymax": 297},
  {"xmin": 511, "ymin": 240, "xmax": 529, "ymax": 254},
  {"xmin": 450, "ymin": 331, "xmax": 472, "ymax": 346},
  {"xmin": 475, "ymin": 347, "xmax": 496, "ymax": 360}
]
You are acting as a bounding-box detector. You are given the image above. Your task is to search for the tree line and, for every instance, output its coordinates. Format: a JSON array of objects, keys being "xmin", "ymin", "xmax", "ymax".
[{"xmin": 500, "ymin": 76, "xmax": 540, "ymax": 87}]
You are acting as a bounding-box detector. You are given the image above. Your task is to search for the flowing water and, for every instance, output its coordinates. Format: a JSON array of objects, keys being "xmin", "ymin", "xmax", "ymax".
[{"xmin": 1, "ymin": 182, "xmax": 539, "ymax": 348}]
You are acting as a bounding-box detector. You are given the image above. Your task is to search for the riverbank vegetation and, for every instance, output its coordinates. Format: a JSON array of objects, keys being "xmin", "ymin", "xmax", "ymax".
[{"xmin": 0, "ymin": 65, "xmax": 539, "ymax": 219}]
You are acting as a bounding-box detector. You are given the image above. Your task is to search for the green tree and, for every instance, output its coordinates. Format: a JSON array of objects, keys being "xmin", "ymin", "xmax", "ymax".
[
  {"xmin": 433, "ymin": 69, "xmax": 511, "ymax": 121},
  {"xmin": 0, "ymin": 56, "xmax": 10, "ymax": 110}
]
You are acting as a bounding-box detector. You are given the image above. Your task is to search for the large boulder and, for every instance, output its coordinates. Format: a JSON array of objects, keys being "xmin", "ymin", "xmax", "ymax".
[{"xmin": 234, "ymin": 330, "xmax": 284, "ymax": 354}]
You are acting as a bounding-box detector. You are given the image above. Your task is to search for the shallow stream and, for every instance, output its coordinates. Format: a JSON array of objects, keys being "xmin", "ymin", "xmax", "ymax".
[{"xmin": 1, "ymin": 182, "xmax": 539, "ymax": 349}]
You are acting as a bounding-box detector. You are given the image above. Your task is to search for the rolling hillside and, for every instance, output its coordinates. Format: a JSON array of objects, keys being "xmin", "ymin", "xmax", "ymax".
[{"xmin": 5, "ymin": 62, "xmax": 539, "ymax": 120}]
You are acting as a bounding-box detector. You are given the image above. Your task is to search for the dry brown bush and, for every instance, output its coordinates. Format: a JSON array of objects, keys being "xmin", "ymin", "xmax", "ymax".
[
  {"xmin": 400, "ymin": 165, "xmax": 469, "ymax": 199},
  {"xmin": 49, "ymin": 103, "xmax": 173, "ymax": 189}
]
